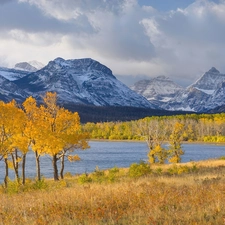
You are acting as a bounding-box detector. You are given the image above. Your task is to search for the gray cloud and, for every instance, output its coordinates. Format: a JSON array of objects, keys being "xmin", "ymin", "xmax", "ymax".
[
  {"xmin": 13, "ymin": 0, "xmax": 156, "ymax": 61},
  {"xmin": 139, "ymin": 0, "xmax": 225, "ymax": 84},
  {"xmin": 0, "ymin": 0, "xmax": 225, "ymax": 87},
  {"xmin": 0, "ymin": 1, "xmax": 94, "ymax": 34},
  {"xmin": 20, "ymin": 0, "xmax": 130, "ymax": 18},
  {"xmin": 0, "ymin": 0, "xmax": 14, "ymax": 5}
]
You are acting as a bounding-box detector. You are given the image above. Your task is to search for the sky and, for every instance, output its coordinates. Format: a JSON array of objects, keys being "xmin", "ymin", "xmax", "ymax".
[{"xmin": 0, "ymin": 0, "xmax": 224, "ymax": 87}]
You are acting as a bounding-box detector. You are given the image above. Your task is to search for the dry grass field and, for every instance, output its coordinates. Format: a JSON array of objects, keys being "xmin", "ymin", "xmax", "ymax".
[{"xmin": 0, "ymin": 159, "xmax": 225, "ymax": 225}]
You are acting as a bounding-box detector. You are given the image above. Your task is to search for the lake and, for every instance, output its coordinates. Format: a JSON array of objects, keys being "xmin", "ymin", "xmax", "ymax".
[{"xmin": 0, "ymin": 141, "xmax": 225, "ymax": 182}]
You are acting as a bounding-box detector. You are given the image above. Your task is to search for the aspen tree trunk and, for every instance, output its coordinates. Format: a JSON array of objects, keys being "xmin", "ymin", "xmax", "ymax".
[
  {"xmin": 11, "ymin": 149, "xmax": 20, "ymax": 182},
  {"xmin": 22, "ymin": 153, "xmax": 26, "ymax": 185},
  {"xmin": 4, "ymin": 157, "xmax": 9, "ymax": 188},
  {"xmin": 52, "ymin": 154, "xmax": 59, "ymax": 181},
  {"xmin": 35, "ymin": 151, "xmax": 41, "ymax": 181},
  {"xmin": 60, "ymin": 154, "xmax": 65, "ymax": 180}
]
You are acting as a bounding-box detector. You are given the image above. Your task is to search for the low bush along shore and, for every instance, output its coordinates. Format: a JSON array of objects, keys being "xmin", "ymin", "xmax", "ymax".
[{"xmin": 0, "ymin": 158, "xmax": 225, "ymax": 225}]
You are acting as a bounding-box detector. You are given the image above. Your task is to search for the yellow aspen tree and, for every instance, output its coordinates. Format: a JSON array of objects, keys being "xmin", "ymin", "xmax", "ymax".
[
  {"xmin": 40, "ymin": 92, "xmax": 89, "ymax": 181},
  {"xmin": 148, "ymin": 144, "xmax": 168, "ymax": 164},
  {"xmin": 0, "ymin": 101, "xmax": 12, "ymax": 187},
  {"xmin": 0, "ymin": 100, "xmax": 27, "ymax": 185},
  {"xmin": 168, "ymin": 122, "xmax": 185, "ymax": 163},
  {"xmin": 22, "ymin": 96, "xmax": 46, "ymax": 181},
  {"xmin": 9, "ymin": 101, "xmax": 28, "ymax": 185},
  {"xmin": 137, "ymin": 118, "xmax": 168, "ymax": 164}
]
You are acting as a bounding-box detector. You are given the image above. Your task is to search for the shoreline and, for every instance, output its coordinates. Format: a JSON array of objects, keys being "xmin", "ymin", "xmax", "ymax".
[{"xmin": 90, "ymin": 138, "xmax": 225, "ymax": 145}]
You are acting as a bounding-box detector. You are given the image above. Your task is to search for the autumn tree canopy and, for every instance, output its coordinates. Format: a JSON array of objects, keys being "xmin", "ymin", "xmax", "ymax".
[{"xmin": 0, "ymin": 92, "xmax": 89, "ymax": 186}]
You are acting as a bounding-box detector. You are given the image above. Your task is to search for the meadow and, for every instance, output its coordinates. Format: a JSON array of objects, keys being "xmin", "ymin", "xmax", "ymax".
[{"xmin": 0, "ymin": 159, "xmax": 225, "ymax": 225}]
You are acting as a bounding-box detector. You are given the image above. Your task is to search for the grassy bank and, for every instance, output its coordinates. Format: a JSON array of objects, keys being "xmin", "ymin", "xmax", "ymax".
[{"xmin": 0, "ymin": 159, "xmax": 225, "ymax": 225}]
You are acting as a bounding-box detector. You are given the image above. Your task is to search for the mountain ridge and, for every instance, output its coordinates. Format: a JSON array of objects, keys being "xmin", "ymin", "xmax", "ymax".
[
  {"xmin": 13, "ymin": 57, "xmax": 155, "ymax": 108},
  {"xmin": 131, "ymin": 67, "xmax": 225, "ymax": 112},
  {"xmin": 130, "ymin": 76, "xmax": 183, "ymax": 109},
  {"xmin": 0, "ymin": 58, "xmax": 225, "ymax": 116}
]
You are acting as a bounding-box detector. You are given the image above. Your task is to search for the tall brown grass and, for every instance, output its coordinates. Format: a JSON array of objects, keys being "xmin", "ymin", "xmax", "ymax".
[{"xmin": 0, "ymin": 159, "xmax": 225, "ymax": 225}]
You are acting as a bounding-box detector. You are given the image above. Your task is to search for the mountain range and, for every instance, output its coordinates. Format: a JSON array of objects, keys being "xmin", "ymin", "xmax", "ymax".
[
  {"xmin": 0, "ymin": 58, "xmax": 154, "ymax": 110},
  {"xmin": 131, "ymin": 67, "xmax": 225, "ymax": 112},
  {"xmin": 0, "ymin": 57, "xmax": 225, "ymax": 122}
]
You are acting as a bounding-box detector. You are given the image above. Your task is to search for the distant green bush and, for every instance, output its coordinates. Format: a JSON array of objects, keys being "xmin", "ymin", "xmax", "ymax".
[
  {"xmin": 167, "ymin": 164, "xmax": 198, "ymax": 175},
  {"xmin": 129, "ymin": 161, "xmax": 151, "ymax": 178},
  {"xmin": 32, "ymin": 178, "xmax": 48, "ymax": 190},
  {"xmin": 78, "ymin": 174, "xmax": 92, "ymax": 184}
]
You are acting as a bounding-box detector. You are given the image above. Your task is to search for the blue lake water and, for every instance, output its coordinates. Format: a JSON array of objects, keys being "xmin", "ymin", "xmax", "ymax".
[{"xmin": 0, "ymin": 141, "xmax": 225, "ymax": 182}]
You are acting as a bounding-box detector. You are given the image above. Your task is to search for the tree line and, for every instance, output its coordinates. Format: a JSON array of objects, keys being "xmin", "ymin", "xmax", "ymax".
[
  {"xmin": 83, "ymin": 113, "xmax": 225, "ymax": 164},
  {"xmin": 0, "ymin": 92, "xmax": 89, "ymax": 187},
  {"xmin": 83, "ymin": 113, "xmax": 225, "ymax": 142}
]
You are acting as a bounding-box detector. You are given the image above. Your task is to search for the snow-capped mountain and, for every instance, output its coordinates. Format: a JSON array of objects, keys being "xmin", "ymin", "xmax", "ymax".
[
  {"xmin": 1, "ymin": 57, "xmax": 225, "ymax": 113},
  {"xmin": 14, "ymin": 62, "xmax": 37, "ymax": 72},
  {"xmin": 132, "ymin": 67, "xmax": 225, "ymax": 112},
  {"xmin": 188, "ymin": 67, "xmax": 225, "ymax": 94},
  {"xmin": 130, "ymin": 76, "xmax": 183, "ymax": 108},
  {"xmin": 0, "ymin": 67, "xmax": 30, "ymax": 81},
  {"xmin": 14, "ymin": 61, "xmax": 45, "ymax": 72},
  {"xmin": 163, "ymin": 87, "xmax": 211, "ymax": 112},
  {"xmin": 164, "ymin": 67, "xmax": 225, "ymax": 112},
  {"xmin": 14, "ymin": 57, "xmax": 154, "ymax": 108},
  {"xmin": 0, "ymin": 75, "xmax": 28, "ymax": 102},
  {"xmin": 206, "ymin": 80, "xmax": 225, "ymax": 110},
  {"xmin": 28, "ymin": 60, "xmax": 45, "ymax": 70},
  {"xmin": 0, "ymin": 61, "xmax": 43, "ymax": 81}
]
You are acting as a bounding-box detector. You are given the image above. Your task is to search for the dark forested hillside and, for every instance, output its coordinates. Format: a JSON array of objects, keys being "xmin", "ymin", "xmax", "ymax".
[{"xmin": 62, "ymin": 104, "xmax": 191, "ymax": 123}]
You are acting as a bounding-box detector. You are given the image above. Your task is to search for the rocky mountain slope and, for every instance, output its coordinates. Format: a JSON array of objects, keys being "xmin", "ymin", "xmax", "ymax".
[
  {"xmin": 0, "ymin": 75, "xmax": 28, "ymax": 102},
  {"xmin": 14, "ymin": 60, "xmax": 44, "ymax": 72},
  {"xmin": 13, "ymin": 57, "xmax": 154, "ymax": 108},
  {"xmin": 14, "ymin": 62, "xmax": 38, "ymax": 72},
  {"xmin": 0, "ymin": 67, "xmax": 29, "ymax": 81},
  {"xmin": 1, "ymin": 57, "xmax": 225, "ymax": 114},
  {"xmin": 189, "ymin": 67, "xmax": 225, "ymax": 93},
  {"xmin": 130, "ymin": 76, "xmax": 183, "ymax": 109},
  {"xmin": 132, "ymin": 67, "xmax": 225, "ymax": 112}
]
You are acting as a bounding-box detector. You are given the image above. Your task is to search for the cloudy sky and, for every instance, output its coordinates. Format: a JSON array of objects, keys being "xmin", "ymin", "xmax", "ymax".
[{"xmin": 0, "ymin": 0, "xmax": 224, "ymax": 87}]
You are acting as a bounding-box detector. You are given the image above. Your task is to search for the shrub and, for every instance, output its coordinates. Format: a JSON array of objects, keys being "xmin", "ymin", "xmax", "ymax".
[
  {"xmin": 90, "ymin": 166, "xmax": 106, "ymax": 183},
  {"xmin": 154, "ymin": 167, "xmax": 163, "ymax": 175},
  {"xmin": 190, "ymin": 163, "xmax": 199, "ymax": 172},
  {"xmin": 77, "ymin": 174, "xmax": 92, "ymax": 184},
  {"xmin": 5, "ymin": 179, "xmax": 21, "ymax": 194},
  {"xmin": 32, "ymin": 178, "xmax": 48, "ymax": 190},
  {"xmin": 219, "ymin": 156, "xmax": 225, "ymax": 160},
  {"xmin": 129, "ymin": 161, "xmax": 151, "ymax": 178},
  {"xmin": 107, "ymin": 167, "xmax": 120, "ymax": 182},
  {"xmin": 167, "ymin": 165, "xmax": 191, "ymax": 175}
]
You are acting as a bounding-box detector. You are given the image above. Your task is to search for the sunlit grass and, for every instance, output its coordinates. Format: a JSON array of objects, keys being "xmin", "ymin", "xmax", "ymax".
[{"xmin": 0, "ymin": 159, "xmax": 225, "ymax": 225}]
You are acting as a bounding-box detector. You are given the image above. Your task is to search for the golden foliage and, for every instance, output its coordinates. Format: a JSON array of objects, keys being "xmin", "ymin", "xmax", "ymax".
[
  {"xmin": 0, "ymin": 92, "xmax": 89, "ymax": 182},
  {"xmin": 68, "ymin": 155, "xmax": 81, "ymax": 162}
]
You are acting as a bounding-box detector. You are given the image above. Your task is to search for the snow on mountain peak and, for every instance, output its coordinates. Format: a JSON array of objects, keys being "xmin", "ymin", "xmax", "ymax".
[
  {"xmin": 189, "ymin": 67, "xmax": 225, "ymax": 92},
  {"xmin": 14, "ymin": 57, "xmax": 153, "ymax": 108},
  {"xmin": 130, "ymin": 75, "xmax": 184, "ymax": 109},
  {"xmin": 28, "ymin": 60, "xmax": 45, "ymax": 70},
  {"xmin": 155, "ymin": 75, "xmax": 170, "ymax": 80},
  {"xmin": 0, "ymin": 67, "xmax": 29, "ymax": 81},
  {"xmin": 149, "ymin": 67, "xmax": 225, "ymax": 112},
  {"xmin": 131, "ymin": 76, "xmax": 183, "ymax": 98},
  {"xmin": 53, "ymin": 57, "xmax": 67, "ymax": 65},
  {"xmin": 49, "ymin": 57, "xmax": 115, "ymax": 79},
  {"xmin": 208, "ymin": 67, "xmax": 220, "ymax": 74},
  {"xmin": 14, "ymin": 60, "xmax": 45, "ymax": 72},
  {"xmin": 14, "ymin": 62, "xmax": 37, "ymax": 72}
]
